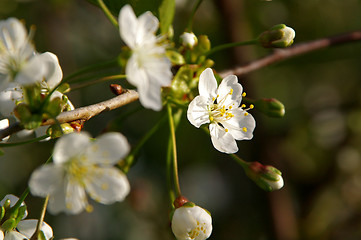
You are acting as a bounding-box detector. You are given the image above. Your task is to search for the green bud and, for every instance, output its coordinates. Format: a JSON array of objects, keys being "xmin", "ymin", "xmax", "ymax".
[
  {"xmin": 2, "ymin": 199, "xmax": 11, "ymax": 210},
  {"xmin": 45, "ymin": 97, "xmax": 63, "ymax": 118},
  {"xmin": 0, "ymin": 206, "xmax": 5, "ymax": 221},
  {"xmin": 46, "ymin": 123, "xmax": 74, "ymax": 139},
  {"xmin": 1, "ymin": 218, "xmax": 16, "ymax": 231},
  {"xmin": 14, "ymin": 104, "xmax": 42, "ymax": 130},
  {"xmin": 196, "ymin": 35, "xmax": 211, "ymax": 53},
  {"xmin": 245, "ymin": 161, "xmax": 284, "ymax": 191},
  {"xmin": 258, "ymin": 24, "xmax": 295, "ymax": 48},
  {"xmin": 22, "ymin": 84, "xmax": 41, "ymax": 107},
  {"xmin": 254, "ymin": 98, "xmax": 285, "ymax": 118},
  {"xmin": 166, "ymin": 50, "xmax": 185, "ymax": 65},
  {"xmin": 16, "ymin": 205, "xmax": 27, "ymax": 223},
  {"xmin": 170, "ymin": 66, "xmax": 193, "ymax": 100}
]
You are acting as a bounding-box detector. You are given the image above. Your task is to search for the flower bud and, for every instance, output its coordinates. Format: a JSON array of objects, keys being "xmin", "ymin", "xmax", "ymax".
[
  {"xmin": 254, "ymin": 98, "xmax": 285, "ymax": 118},
  {"xmin": 166, "ymin": 50, "xmax": 185, "ymax": 65},
  {"xmin": 180, "ymin": 32, "xmax": 198, "ymax": 49},
  {"xmin": 171, "ymin": 201, "xmax": 212, "ymax": 240},
  {"xmin": 1, "ymin": 217, "xmax": 16, "ymax": 231},
  {"xmin": 246, "ymin": 161, "xmax": 284, "ymax": 191},
  {"xmin": 258, "ymin": 24, "xmax": 295, "ymax": 48},
  {"xmin": 0, "ymin": 206, "xmax": 5, "ymax": 221}
]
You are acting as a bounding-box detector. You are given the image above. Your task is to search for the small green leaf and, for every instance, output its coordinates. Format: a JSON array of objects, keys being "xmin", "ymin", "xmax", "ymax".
[{"xmin": 159, "ymin": 0, "xmax": 175, "ymax": 35}]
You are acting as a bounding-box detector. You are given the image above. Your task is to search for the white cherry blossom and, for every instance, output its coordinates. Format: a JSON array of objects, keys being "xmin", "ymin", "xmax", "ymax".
[
  {"xmin": 118, "ymin": 4, "xmax": 172, "ymax": 111},
  {"xmin": 0, "ymin": 18, "xmax": 46, "ymax": 92},
  {"xmin": 187, "ymin": 68, "xmax": 256, "ymax": 154},
  {"xmin": 0, "ymin": 195, "xmax": 53, "ymax": 240},
  {"xmin": 171, "ymin": 204, "xmax": 212, "ymax": 240},
  {"xmin": 29, "ymin": 132, "xmax": 131, "ymax": 215}
]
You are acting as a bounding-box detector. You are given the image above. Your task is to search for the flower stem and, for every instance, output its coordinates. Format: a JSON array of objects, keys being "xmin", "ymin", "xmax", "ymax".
[
  {"xmin": 97, "ymin": 0, "xmax": 119, "ymax": 29},
  {"xmin": 30, "ymin": 195, "xmax": 49, "ymax": 240},
  {"xmin": 121, "ymin": 113, "xmax": 168, "ymax": 173},
  {"xmin": 167, "ymin": 135, "xmax": 175, "ymax": 207},
  {"xmin": 63, "ymin": 58, "xmax": 118, "ymax": 83},
  {"xmin": 205, "ymin": 39, "xmax": 258, "ymax": 57},
  {"xmin": 186, "ymin": 0, "xmax": 204, "ymax": 31},
  {"xmin": 167, "ymin": 104, "xmax": 182, "ymax": 197},
  {"xmin": 0, "ymin": 135, "xmax": 49, "ymax": 147},
  {"xmin": 11, "ymin": 188, "xmax": 29, "ymax": 214},
  {"xmin": 70, "ymin": 74, "xmax": 127, "ymax": 91}
]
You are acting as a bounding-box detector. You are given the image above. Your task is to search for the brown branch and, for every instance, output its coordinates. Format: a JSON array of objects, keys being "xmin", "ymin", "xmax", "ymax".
[
  {"xmin": 219, "ymin": 30, "xmax": 361, "ymax": 78},
  {"xmin": 0, "ymin": 89, "xmax": 139, "ymax": 140}
]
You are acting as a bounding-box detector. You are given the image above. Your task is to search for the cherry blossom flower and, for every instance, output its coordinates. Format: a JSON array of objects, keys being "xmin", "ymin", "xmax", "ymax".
[
  {"xmin": 118, "ymin": 4, "xmax": 172, "ymax": 111},
  {"xmin": 0, "ymin": 194, "xmax": 53, "ymax": 240},
  {"xmin": 29, "ymin": 132, "xmax": 131, "ymax": 214},
  {"xmin": 171, "ymin": 204, "xmax": 212, "ymax": 240},
  {"xmin": 187, "ymin": 68, "xmax": 256, "ymax": 154},
  {"xmin": 0, "ymin": 18, "xmax": 46, "ymax": 92}
]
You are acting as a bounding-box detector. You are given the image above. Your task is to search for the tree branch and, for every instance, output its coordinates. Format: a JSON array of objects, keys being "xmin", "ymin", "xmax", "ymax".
[
  {"xmin": 0, "ymin": 89, "xmax": 139, "ymax": 140},
  {"xmin": 219, "ymin": 30, "xmax": 361, "ymax": 78}
]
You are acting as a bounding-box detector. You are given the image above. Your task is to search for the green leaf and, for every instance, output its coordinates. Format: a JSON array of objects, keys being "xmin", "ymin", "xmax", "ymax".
[{"xmin": 159, "ymin": 0, "xmax": 175, "ymax": 35}]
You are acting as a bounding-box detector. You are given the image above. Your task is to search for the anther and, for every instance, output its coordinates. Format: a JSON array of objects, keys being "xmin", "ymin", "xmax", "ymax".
[
  {"xmin": 242, "ymin": 92, "xmax": 246, "ymax": 97},
  {"xmin": 250, "ymin": 104, "xmax": 254, "ymax": 109},
  {"xmin": 244, "ymin": 112, "xmax": 249, "ymax": 116},
  {"xmin": 242, "ymin": 127, "xmax": 247, "ymax": 132},
  {"xmin": 241, "ymin": 104, "xmax": 246, "ymax": 108}
]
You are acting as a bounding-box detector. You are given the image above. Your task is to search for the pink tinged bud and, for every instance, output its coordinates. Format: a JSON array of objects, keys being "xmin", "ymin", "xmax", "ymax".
[{"xmin": 246, "ymin": 161, "xmax": 284, "ymax": 191}]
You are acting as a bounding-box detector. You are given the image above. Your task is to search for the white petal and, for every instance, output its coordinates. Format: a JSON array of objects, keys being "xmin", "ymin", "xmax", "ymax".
[
  {"xmin": 0, "ymin": 194, "xmax": 24, "ymax": 209},
  {"xmin": 0, "ymin": 18, "xmax": 27, "ymax": 52},
  {"xmin": 224, "ymin": 109, "xmax": 256, "ymax": 140},
  {"xmin": 209, "ymin": 123, "xmax": 238, "ymax": 154},
  {"xmin": 64, "ymin": 178, "xmax": 87, "ymax": 214},
  {"xmin": 198, "ymin": 68, "xmax": 217, "ymax": 101},
  {"xmin": 85, "ymin": 167, "xmax": 130, "ymax": 204},
  {"xmin": 172, "ymin": 206, "xmax": 212, "ymax": 240},
  {"xmin": 0, "ymin": 87, "xmax": 21, "ymax": 117},
  {"xmin": 0, "ymin": 119, "xmax": 9, "ymax": 142},
  {"xmin": 38, "ymin": 52, "xmax": 63, "ymax": 90},
  {"xmin": 53, "ymin": 132, "xmax": 91, "ymax": 164},
  {"xmin": 14, "ymin": 54, "xmax": 46, "ymax": 86},
  {"xmin": 46, "ymin": 180, "xmax": 67, "ymax": 215},
  {"xmin": 118, "ymin": 4, "xmax": 138, "ymax": 48},
  {"xmin": 16, "ymin": 219, "xmax": 53, "ymax": 240},
  {"xmin": 86, "ymin": 132, "xmax": 130, "ymax": 165},
  {"xmin": 28, "ymin": 164, "xmax": 64, "ymax": 197},
  {"xmin": 4, "ymin": 230, "xmax": 27, "ymax": 240},
  {"xmin": 0, "ymin": 230, "xmax": 3, "ymax": 240},
  {"xmin": 136, "ymin": 11, "xmax": 159, "ymax": 45},
  {"xmin": 187, "ymin": 96, "xmax": 210, "ymax": 128},
  {"xmin": 126, "ymin": 55, "xmax": 163, "ymax": 110},
  {"xmin": 217, "ymin": 75, "xmax": 242, "ymax": 107}
]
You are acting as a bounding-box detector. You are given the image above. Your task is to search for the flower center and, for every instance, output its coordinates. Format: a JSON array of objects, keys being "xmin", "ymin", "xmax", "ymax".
[
  {"xmin": 208, "ymin": 89, "xmax": 235, "ymax": 124},
  {"xmin": 67, "ymin": 155, "xmax": 92, "ymax": 185},
  {"xmin": 188, "ymin": 220, "xmax": 207, "ymax": 239}
]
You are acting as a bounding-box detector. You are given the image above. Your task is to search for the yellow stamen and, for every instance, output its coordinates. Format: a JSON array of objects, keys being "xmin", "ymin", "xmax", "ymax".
[
  {"xmin": 250, "ymin": 104, "xmax": 254, "ymax": 109},
  {"xmin": 242, "ymin": 127, "xmax": 247, "ymax": 132},
  {"xmin": 209, "ymin": 116, "xmax": 214, "ymax": 121},
  {"xmin": 241, "ymin": 104, "xmax": 246, "ymax": 108},
  {"xmin": 225, "ymin": 128, "xmax": 229, "ymax": 132},
  {"xmin": 229, "ymin": 89, "xmax": 233, "ymax": 95},
  {"xmin": 244, "ymin": 112, "xmax": 249, "ymax": 116},
  {"xmin": 242, "ymin": 92, "xmax": 246, "ymax": 97}
]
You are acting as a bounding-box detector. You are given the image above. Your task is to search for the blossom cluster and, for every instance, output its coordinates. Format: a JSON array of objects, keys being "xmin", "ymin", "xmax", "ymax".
[{"xmin": 0, "ymin": 2, "xmax": 293, "ymax": 240}]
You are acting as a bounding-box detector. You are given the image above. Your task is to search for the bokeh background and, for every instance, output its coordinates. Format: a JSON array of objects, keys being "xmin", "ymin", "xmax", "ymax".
[{"xmin": 1, "ymin": 0, "xmax": 361, "ymax": 239}]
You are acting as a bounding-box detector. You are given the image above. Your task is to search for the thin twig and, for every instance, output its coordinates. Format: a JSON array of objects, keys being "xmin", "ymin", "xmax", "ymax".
[
  {"xmin": 0, "ymin": 90, "xmax": 139, "ymax": 139},
  {"xmin": 219, "ymin": 30, "xmax": 361, "ymax": 78}
]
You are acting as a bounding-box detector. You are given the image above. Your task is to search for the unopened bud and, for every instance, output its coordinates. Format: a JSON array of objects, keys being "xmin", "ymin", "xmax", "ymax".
[
  {"xmin": 166, "ymin": 50, "xmax": 185, "ymax": 65},
  {"xmin": 258, "ymin": 24, "xmax": 295, "ymax": 48},
  {"xmin": 246, "ymin": 161, "xmax": 284, "ymax": 191},
  {"xmin": 173, "ymin": 196, "xmax": 190, "ymax": 209},
  {"xmin": 0, "ymin": 206, "xmax": 5, "ymax": 221},
  {"xmin": 255, "ymin": 98, "xmax": 285, "ymax": 118},
  {"xmin": 180, "ymin": 32, "xmax": 198, "ymax": 49},
  {"xmin": 1, "ymin": 217, "xmax": 16, "ymax": 231}
]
